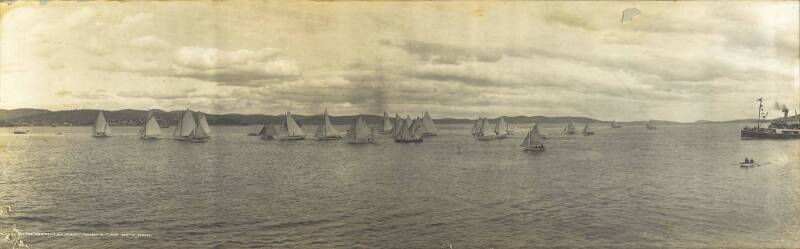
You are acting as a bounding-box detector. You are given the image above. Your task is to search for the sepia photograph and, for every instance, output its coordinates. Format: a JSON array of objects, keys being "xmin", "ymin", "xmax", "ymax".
[{"xmin": 0, "ymin": 1, "xmax": 798, "ymax": 248}]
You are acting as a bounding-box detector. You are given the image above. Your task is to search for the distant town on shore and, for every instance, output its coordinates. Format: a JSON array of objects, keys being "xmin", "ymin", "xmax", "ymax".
[{"xmin": 0, "ymin": 108, "xmax": 758, "ymax": 127}]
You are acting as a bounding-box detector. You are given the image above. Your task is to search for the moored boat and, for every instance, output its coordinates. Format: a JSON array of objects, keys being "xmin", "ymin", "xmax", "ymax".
[{"xmin": 741, "ymin": 98, "xmax": 800, "ymax": 139}]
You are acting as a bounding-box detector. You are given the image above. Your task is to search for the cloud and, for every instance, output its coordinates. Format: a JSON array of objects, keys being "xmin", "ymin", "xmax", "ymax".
[
  {"xmin": 130, "ymin": 36, "xmax": 170, "ymax": 51},
  {"xmin": 55, "ymin": 89, "xmax": 108, "ymax": 100},
  {"xmin": 102, "ymin": 46, "xmax": 301, "ymax": 87},
  {"xmin": 117, "ymin": 89, "xmax": 195, "ymax": 100},
  {"xmin": 380, "ymin": 39, "xmax": 503, "ymax": 65}
]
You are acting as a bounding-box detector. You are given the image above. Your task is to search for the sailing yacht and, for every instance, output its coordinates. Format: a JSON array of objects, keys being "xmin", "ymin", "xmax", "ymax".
[
  {"xmin": 611, "ymin": 120, "xmax": 622, "ymax": 128},
  {"xmin": 394, "ymin": 116, "xmax": 423, "ymax": 143},
  {"xmin": 138, "ymin": 111, "xmax": 162, "ymax": 139},
  {"xmin": 420, "ymin": 111, "xmax": 438, "ymax": 136},
  {"xmin": 521, "ymin": 123, "xmax": 545, "ymax": 152},
  {"xmin": 563, "ymin": 121, "xmax": 576, "ymax": 135},
  {"xmin": 92, "ymin": 111, "xmax": 111, "ymax": 137},
  {"xmin": 379, "ymin": 112, "xmax": 393, "ymax": 134},
  {"xmin": 188, "ymin": 112, "xmax": 212, "ymax": 142},
  {"xmin": 476, "ymin": 118, "xmax": 499, "ymax": 140},
  {"xmin": 279, "ymin": 112, "xmax": 306, "ymax": 140},
  {"xmin": 314, "ymin": 109, "xmax": 342, "ymax": 140},
  {"xmin": 261, "ymin": 124, "xmax": 279, "ymax": 140},
  {"xmin": 646, "ymin": 120, "xmax": 657, "ymax": 130},
  {"xmin": 495, "ymin": 116, "xmax": 512, "ymax": 138},
  {"xmin": 348, "ymin": 115, "xmax": 375, "ymax": 143},
  {"xmin": 582, "ymin": 123, "xmax": 595, "ymax": 136},
  {"xmin": 248, "ymin": 125, "xmax": 266, "ymax": 136},
  {"xmin": 391, "ymin": 113, "xmax": 403, "ymax": 138},
  {"xmin": 471, "ymin": 117, "xmax": 481, "ymax": 136},
  {"xmin": 172, "ymin": 109, "xmax": 197, "ymax": 140}
]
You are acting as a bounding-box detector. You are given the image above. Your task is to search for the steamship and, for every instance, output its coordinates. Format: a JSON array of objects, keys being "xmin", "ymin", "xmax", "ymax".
[{"xmin": 740, "ymin": 98, "xmax": 800, "ymax": 139}]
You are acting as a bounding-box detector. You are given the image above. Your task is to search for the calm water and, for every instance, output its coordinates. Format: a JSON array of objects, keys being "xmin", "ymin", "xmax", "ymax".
[{"xmin": 1, "ymin": 123, "xmax": 799, "ymax": 248}]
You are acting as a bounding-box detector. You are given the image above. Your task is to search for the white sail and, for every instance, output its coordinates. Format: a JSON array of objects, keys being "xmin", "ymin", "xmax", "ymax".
[
  {"xmin": 197, "ymin": 113, "xmax": 212, "ymax": 135},
  {"xmin": 412, "ymin": 117, "xmax": 425, "ymax": 138},
  {"xmin": 283, "ymin": 112, "xmax": 305, "ymax": 137},
  {"xmin": 565, "ymin": 121, "xmax": 576, "ymax": 133},
  {"xmin": 263, "ymin": 124, "xmax": 278, "ymax": 136},
  {"xmin": 139, "ymin": 112, "xmax": 161, "ymax": 138},
  {"xmin": 349, "ymin": 115, "xmax": 373, "ymax": 142},
  {"xmin": 495, "ymin": 116, "xmax": 510, "ymax": 135},
  {"xmin": 395, "ymin": 118, "xmax": 411, "ymax": 140},
  {"xmin": 314, "ymin": 109, "xmax": 339, "ymax": 138},
  {"xmin": 381, "ymin": 112, "xmax": 393, "ymax": 132},
  {"xmin": 391, "ymin": 113, "xmax": 403, "ymax": 137},
  {"xmin": 173, "ymin": 109, "xmax": 196, "ymax": 138},
  {"xmin": 421, "ymin": 111, "xmax": 438, "ymax": 135},
  {"xmin": 478, "ymin": 118, "xmax": 495, "ymax": 137},
  {"xmin": 471, "ymin": 117, "xmax": 481, "ymax": 135},
  {"xmin": 189, "ymin": 113, "xmax": 210, "ymax": 140},
  {"xmin": 93, "ymin": 111, "xmax": 110, "ymax": 135},
  {"xmin": 582, "ymin": 123, "xmax": 592, "ymax": 134},
  {"xmin": 522, "ymin": 123, "xmax": 544, "ymax": 147}
]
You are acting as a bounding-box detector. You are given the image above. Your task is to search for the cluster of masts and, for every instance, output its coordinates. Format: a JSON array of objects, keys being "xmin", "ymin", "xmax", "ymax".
[{"xmin": 89, "ymin": 110, "xmax": 656, "ymax": 151}]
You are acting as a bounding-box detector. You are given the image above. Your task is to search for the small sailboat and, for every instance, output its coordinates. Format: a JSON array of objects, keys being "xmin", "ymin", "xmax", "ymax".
[
  {"xmin": 248, "ymin": 125, "xmax": 266, "ymax": 136},
  {"xmin": 420, "ymin": 111, "xmax": 438, "ymax": 136},
  {"xmin": 495, "ymin": 116, "xmax": 512, "ymax": 137},
  {"xmin": 138, "ymin": 111, "xmax": 162, "ymax": 139},
  {"xmin": 348, "ymin": 115, "xmax": 375, "ymax": 144},
  {"xmin": 279, "ymin": 112, "xmax": 306, "ymax": 140},
  {"xmin": 646, "ymin": 120, "xmax": 657, "ymax": 130},
  {"xmin": 563, "ymin": 121, "xmax": 576, "ymax": 135},
  {"xmin": 261, "ymin": 124, "xmax": 279, "ymax": 140},
  {"xmin": 379, "ymin": 112, "xmax": 393, "ymax": 134},
  {"xmin": 476, "ymin": 118, "xmax": 498, "ymax": 140},
  {"xmin": 394, "ymin": 116, "xmax": 423, "ymax": 143},
  {"xmin": 391, "ymin": 113, "xmax": 403, "ymax": 138},
  {"xmin": 471, "ymin": 117, "xmax": 481, "ymax": 136},
  {"xmin": 611, "ymin": 120, "xmax": 621, "ymax": 128},
  {"xmin": 522, "ymin": 123, "xmax": 545, "ymax": 152},
  {"xmin": 172, "ymin": 109, "xmax": 196, "ymax": 140},
  {"xmin": 92, "ymin": 111, "xmax": 111, "ymax": 137},
  {"xmin": 188, "ymin": 112, "xmax": 211, "ymax": 142},
  {"xmin": 582, "ymin": 123, "xmax": 595, "ymax": 136},
  {"xmin": 314, "ymin": 109, "xmax": 342, "ymax": 140}
]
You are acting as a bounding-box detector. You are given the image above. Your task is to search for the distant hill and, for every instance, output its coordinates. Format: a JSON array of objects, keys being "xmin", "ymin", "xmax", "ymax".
[{"xmin": 1, "ymin": 108, "xmax": 755, "ymax": 126}]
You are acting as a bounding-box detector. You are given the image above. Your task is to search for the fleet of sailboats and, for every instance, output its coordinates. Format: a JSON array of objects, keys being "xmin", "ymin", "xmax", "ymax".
[
  {"xmin": 347, "ymin": 115, "xmax": 374, "ymax": 143},
  {"xmin": 314, "ymin": 109, "xmax": 342, "ymax": 140},
  {"xmin": 138, "ymin": 111, "xmax": 161, "ymax": 139},
  {"xmin": 79, "ymin": 109, "xmax": 667, "ymax": 152},
  {"xmin": 93, "ymin": 111, "xmax": 111, "ymax": 137}
]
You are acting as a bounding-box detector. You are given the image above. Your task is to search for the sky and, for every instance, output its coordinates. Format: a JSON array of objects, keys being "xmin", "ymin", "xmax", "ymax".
[{"xmin": 0, "ymin": 1, "xmax": 798, "ymax": 122}]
